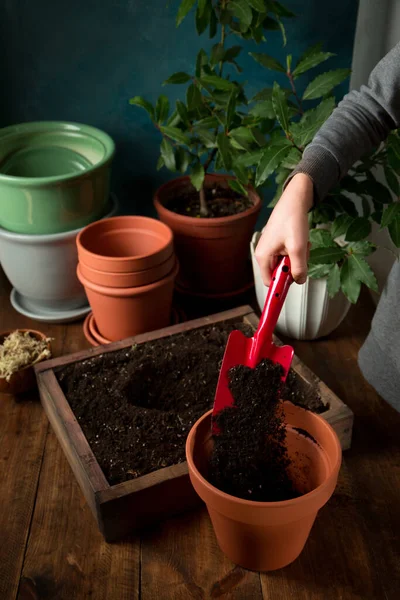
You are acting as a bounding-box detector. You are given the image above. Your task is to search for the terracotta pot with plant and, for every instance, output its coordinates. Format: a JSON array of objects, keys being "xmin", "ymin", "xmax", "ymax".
[{"xmin": 130, "ymin": 2, "xmax": 299, "ymax": 295}]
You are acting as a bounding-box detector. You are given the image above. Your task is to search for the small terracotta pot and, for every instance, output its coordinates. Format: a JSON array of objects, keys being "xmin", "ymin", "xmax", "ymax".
[
  {"xmin": 0, "ymin": 329, "xmax": 51, "ymax": 395},
  {"xmin": 154, "ymin": 174, "xmax": 261, "ymax": 294},
  {"xmin": 77, "ymin": 261, "xmax": 179, "ymax": 341},
  {"xmin": 78, "ymin": 251, "xmax": 175, "ymax": 288},
  {"xmin": 186, "ymin": 403, "xmax": 341, "ymax": 572},
  {"xmin": 76, "ymin": 215, "xmax": 174, "ymax": 273}
]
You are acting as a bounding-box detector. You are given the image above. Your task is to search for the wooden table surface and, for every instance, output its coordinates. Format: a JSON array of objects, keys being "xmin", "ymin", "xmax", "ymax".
[{"xmin": 1, "ymin": 267, "xmax": 400, "ymax": 600}]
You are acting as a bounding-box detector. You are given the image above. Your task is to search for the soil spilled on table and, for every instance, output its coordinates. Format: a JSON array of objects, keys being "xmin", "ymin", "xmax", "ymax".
[
  {"xmin": 209, "ymin": 359, "xmax": 299, "ymax": 502},
  {"xmin": 167, "ymin": 184, "xmax": 253, "ymax": 218},
  {"xmin": 56, "ymin": 322, "xmax": 325, "ymax": 486}
]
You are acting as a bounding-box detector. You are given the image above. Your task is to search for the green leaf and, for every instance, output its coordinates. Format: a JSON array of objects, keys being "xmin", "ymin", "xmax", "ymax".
[
  {"xmin": 384, "ymin": 165, "xmax": 400, "ymax": 196},
  {"xmin": 348, "ymin": 240, "xmax": 376, "ymax": 256},
  {"xmin": 371, "ymin": 210, "xmax": 383, "ymax": 224},
  {"xmin": 186, "ymin": 84, "xmax": 202, "ymax": 110},
  {"xmin": 155, "ymin": 95, "xmax": 170, "ymax": 123},
  {"xmin": 195, "ymin": 116, "xmax": 219, "ymax": 129},
  {"xmin": 251, "ymin": 87, "xmax": 273, "ymax": 102},
  {"xmin": 340, "ymin": 259, "xmax": 361, "ymax": 304},
  {"xmin": 226, "ymin": 88, "xmax": 238, "ymax": 130},
  {"xmin": 166, "ymin": 109, "xmax": 181, "ymax": 127},
  {"xmin": 345, "ymin": 217, "xmax": 371, "ymax": 242},
  {"xmin": 262, "ymin": 16, "xmax": 280, "ymax": 30},
  {"xmin": 156, "ymin": 155, "xmax": 165, "ymax": 171},
  {"xmin": 303, "ymin": 69, "xmax": 351, "ymax": 101},
  {"xmin": 160, "ymin": 126, "xmax": 190, "ymax": 145},
  {"xmin": 334, "ymin": 194, "xmax": 359, "ymax": 218},
  {"xmin": 217, "ymin": 132, "xmax": 232, "ymax": 170},
  {"xmin": 176, "ymin": 0, "xmax": 196, "ymax": 27},
  {"xmin": 176, "ymin": 100, "xmax": 189, "ymax": 126},
  {"xmin": 195, "ymin": 49, "xmax": 208, "ymax": 77},
  {"xmin": 229, "ymin": 178, "xmax": 247, "ymax": 196},
  {"xmin": 249, "ymin": 100, "xmax": 275, "ymax": 119},
  {"xmin": 248, "ymin": 0, "xmax": 266, "ymax": 11},
  {"xmin": 229, "ymin": 0, "xmax": 253, "ymax": 28},
  {"xmin": 209, "ymin": 7, "xmax": 218, "ymax": 37},
  {"xmin": 163, "ymin": 72, "xmax": 191, "ymax": 85},
  {"xmin": 249, "ymin": 52, "xmax": 286, "ymax": 72},
  {"xmin": 175, "ymin": 147, "xmax": 190, "ymax": 173},
  {"xmin": 160, "ymin": 139, "xmax": 176, "ymax": 171},
  {"xmin": 309, "ymin": 246, "xmax": 345, "ymax": 264},
  {"xmin": 277, "ymin": 16, "xmax": 287, "ymax": 46},
  {"xmin": 348, "ymin": 254, "xmax": 378, "ymax": 292},
  {"xmin": 308, "ymin": 263, "xmax": 333, "ymax": 279},
  {"xmin": 236, "ymin": 149, "xmax": 263, "ymax": 168},
  {"xmin": 292, "ymin": 51, "xmax": 335, "ymax": 78},
  {"xmin": 309, "ymin": 228, "xmax": 336, "ymax": 249},
  {"xmin": 387, "ymin": 133, "xmax": 400, "ymax": 175},
  {"xmin": 198, "ymin": 0, "xmax": 209, "ymax": 17},
  {"xmin": 224, "ymin": 46, "xmax": 242, "ymax": 62},
  {"xmin": 362, "ymin": 197, "xmax": 371, "ymax": 218},
  {"xmin": 362, "ymin": 179, "xmax": 393, "ymax": 204},
  {"xmin": 381, "ymin": 203, "xmax": 400, "ymax": 228},
  {"xmin": 229, "ymin": 126, "xmax": 256, "ymax": 150},
  {"xmin": 272, "ymin": 82, "xmax": 290, "ymax": 133},
  {"xmin": 255, "ymin": 141, "xmax": 291, "ymax": 187},
  {"xmin": 190, "ymin": 162, "xmax": 205, "ymax": 191},
  {"xmin": 129, "ymin": 96, "xmax": 154, "ymax": 119},
  {"xmin": 281, "ymin": 147, "xmax": 302, "ymax": 169},
  {"xmin": 291, "ymin": 97, "xmax": 335, "ymax": 146},
  {"xmin": 200, "ymin": 74, "xmax": 237, "ymax": 91},
  {"xmin": 196, "ymin": 0, "xmax": 212, "ymax": 34},
  {"xmin": 210, "ymin": 43, "xmax": 225, "ymax": 65},
  {"xmin": 195, "ymin": 128, "xmax": 216, "ymax": 148},
  {"xmin": 331, "ymin": 214, "xmax": 354, "ymax": 238},
  {"xmin": 327, "ymin": 263, "xmax": 341, "ymax": 298}
]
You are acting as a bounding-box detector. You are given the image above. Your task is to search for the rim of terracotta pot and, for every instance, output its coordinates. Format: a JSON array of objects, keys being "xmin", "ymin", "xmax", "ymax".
[
  {"xmin": 76, "ymin": 215, "xmax": 174, "ymax": 269},
  {"xmin": 0, "ymin": 193, "xmax": 118, "ymax": 243},
  {"xmin": 77, "ymin": 260, "xmax": 179, "ymax": 297},
  {"xmin": 0, "ymin": 121, "xmax": 115, "ymax": 186},
  {"xmin": 154, "ymin": 174, "xmax": 262, "ymax": 228},
  {"xmin": 186, "ymin": 405, "xmax": 342, "ymax": 509}
]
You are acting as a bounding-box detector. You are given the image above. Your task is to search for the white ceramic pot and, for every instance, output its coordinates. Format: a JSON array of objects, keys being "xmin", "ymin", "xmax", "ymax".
[
  {"xmin": 0, "ymin": 194, "xmax": 117, "ymax": 312},
  {"xmin": 250, "ymin": 232, "xmax": 351, "ymax": 340}
]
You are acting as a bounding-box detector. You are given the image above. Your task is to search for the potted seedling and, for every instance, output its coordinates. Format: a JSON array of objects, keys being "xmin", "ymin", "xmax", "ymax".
[
  {"xmin": 249, "ymin": 46, "xmax": 400, "ymax": 339},
  {"xmin": 130, "ymin": 0, "xmax": 296, "ymax": 296}
]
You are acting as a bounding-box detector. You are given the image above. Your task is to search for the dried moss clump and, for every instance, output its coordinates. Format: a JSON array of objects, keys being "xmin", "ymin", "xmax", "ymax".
[{"xmin": 0, "ymin": 331, "xmax": 51, "ymax": 381}]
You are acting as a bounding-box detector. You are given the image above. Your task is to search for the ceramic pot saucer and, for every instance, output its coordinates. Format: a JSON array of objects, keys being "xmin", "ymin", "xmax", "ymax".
[{"xmin": 10, "ymin": 288, "xmax": 91, "ymax": 324}]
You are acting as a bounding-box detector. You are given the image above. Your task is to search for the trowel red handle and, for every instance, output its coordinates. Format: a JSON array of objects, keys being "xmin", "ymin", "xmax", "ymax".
[{"xmin": 249, "ymin": 256, "xmax": 293, "ymax": 368}]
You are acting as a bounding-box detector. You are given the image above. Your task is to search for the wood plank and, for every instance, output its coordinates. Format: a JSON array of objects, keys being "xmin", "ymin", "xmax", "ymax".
[
  {"xmin": 0, "ymin": 267, "xmax": 70, "ymax": 600},
  {"xmin": 17, "ymin": 428, "xmax": 140, "ymax": 600},
  {"xmin": 35, "ymin": 305, "xmax": 255, "ymax": 372},
  {"xmin": 140, "ymin": 508, "xmax": 264, "ymax": 600}
]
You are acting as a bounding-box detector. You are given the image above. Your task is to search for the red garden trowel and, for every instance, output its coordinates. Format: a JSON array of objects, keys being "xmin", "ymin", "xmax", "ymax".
[{"xmin": 212, "ymin": 256, "xmax": 294, "ymax": 432}]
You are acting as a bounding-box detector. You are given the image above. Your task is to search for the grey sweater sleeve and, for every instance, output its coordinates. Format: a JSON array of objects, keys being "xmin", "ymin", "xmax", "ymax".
[{"xmin": 289, "ymin": 42, "xmax": 400, "ymax": 203}]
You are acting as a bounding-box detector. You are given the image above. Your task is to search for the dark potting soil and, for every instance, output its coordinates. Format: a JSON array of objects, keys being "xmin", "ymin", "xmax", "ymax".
[
  {"xmin": 56, "ymin": 322, "xmax": 325, "ymax": 486},
  {"xmin": 209, "ymin": 359, "xmax": 300, "ymax": 502},
  {"xmin": 167, "ymin": 184, "xmax": 253, "ymax": 218}
]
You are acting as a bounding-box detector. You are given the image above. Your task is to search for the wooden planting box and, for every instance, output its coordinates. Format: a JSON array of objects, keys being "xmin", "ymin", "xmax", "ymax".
[{"xmin": 35, "ymin": 305, "xmax": 353, "ymax": 542}]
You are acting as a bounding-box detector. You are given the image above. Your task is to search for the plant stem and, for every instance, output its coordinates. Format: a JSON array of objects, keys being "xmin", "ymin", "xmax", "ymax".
[{"xmin": 287, "ymin": 72, "xmax": 304, "ymax": 115}]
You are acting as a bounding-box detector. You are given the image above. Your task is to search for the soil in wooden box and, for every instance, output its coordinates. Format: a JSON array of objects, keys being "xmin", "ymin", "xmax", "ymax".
[
  {"xmin": 210, "ymin": 359, "xmax": 299, "ymax": 502},
  {"xmin": 56, "ymin": 322, "xmax": 326, "ymax": 487}
]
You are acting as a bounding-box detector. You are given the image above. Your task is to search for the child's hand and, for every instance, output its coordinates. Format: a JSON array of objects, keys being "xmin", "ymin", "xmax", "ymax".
[{"xmin": 255, "ymin": 173, "xmax": 313, "ymax": 286}]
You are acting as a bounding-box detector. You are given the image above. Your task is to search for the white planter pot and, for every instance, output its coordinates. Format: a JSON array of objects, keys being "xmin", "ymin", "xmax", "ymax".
[
  {"xmin": 0, "ymin": 194, "xmax": 117, "ymax": 312},
  {"xmin": 250, "ymin": 232, "xmax": 351, "ymax": 340}
]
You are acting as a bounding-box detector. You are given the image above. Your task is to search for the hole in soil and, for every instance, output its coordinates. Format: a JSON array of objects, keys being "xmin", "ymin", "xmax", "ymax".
[{"xmin": 56, "ymin": 322, "xmax": 326, "ymax": 486}]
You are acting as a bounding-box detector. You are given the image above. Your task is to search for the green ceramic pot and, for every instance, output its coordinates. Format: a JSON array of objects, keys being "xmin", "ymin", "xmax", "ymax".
[{"xmin": 0, "ymin": 121, "xmax": 115, "ymax": 234}]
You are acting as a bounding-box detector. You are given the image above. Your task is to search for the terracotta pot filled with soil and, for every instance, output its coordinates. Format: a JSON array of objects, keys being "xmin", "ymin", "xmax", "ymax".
[
  {"xmin": 77, "ymin": 260, "xmax": 178, "ymax": 341},
  {"xmin": 154, "ymin": 174, "xmax": 261, "ymax": 295},
  {"xmin": 186, "ymin": 358, "xmax": 342, "ymax": 572}
]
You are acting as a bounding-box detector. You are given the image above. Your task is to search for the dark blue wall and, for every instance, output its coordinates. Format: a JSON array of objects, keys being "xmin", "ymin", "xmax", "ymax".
[{"xmin": 0, "ymin": 1, "xmax": 358, "ymax": 221}]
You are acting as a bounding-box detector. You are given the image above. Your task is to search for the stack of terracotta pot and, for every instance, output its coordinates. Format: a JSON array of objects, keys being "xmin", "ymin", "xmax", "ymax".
[{"xmin": 76, "ymin": 216, "xmax": 178, "ymax": 342}]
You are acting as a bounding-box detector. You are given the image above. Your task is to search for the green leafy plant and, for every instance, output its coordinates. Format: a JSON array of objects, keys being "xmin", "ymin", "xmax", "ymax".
[
  {"xmin": 130, "ymin": 0, "xmax": 295, "ymax": 215},
  {"xmin": 130, "ymin": 0, "xmax": 400, "ymax": 304}
]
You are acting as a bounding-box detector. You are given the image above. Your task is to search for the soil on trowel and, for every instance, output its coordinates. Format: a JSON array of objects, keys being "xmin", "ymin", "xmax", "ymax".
[
  {"xmin": 167, "ymin": 183, "xmax": 253, "ymax": 218},
  {"xmin": 56, "ymin": 322, "xmax": 325, "ymax": 486},
  {"xmin": 209, "ymin": 359, "xmax": 300, "ymax": 502}
]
